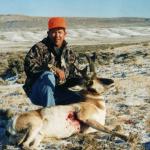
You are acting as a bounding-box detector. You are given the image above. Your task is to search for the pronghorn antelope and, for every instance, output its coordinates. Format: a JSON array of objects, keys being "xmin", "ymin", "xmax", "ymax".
[{"xmin": 6, "ymin": 54, "xmax": 133, "ymax": 150}]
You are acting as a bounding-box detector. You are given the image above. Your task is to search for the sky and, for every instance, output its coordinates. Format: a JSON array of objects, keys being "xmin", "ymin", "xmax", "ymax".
[{"xmin": 0, "ymin": 0, "xmax": 150, "ymax": 18}]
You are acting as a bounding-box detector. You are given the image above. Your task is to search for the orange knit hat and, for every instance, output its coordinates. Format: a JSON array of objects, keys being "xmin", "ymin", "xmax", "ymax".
[{"xmin": 48, "ymin": 17, "xmax": 67, "ymax": 30}]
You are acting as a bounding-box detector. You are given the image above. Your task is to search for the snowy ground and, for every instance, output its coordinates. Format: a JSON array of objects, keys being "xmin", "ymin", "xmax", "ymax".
[
  {"xmin": 0, "ymin": 26, "xmax": 150, "ymax": 52},
  {"xmin": 0, "ymin": 26, "xmax": 150, "ymax": 149}
]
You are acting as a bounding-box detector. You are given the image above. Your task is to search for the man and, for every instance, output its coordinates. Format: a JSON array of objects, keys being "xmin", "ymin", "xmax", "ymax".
[{"xmin": 23, "ymin": 17, "xmax": 83, "ymax": 107}]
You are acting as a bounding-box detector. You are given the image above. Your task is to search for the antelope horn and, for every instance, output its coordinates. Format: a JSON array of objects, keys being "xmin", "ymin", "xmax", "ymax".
[
  {"xmin": 73, "ymin": 53, "xmax": 96, "ymax": 78},
  {"xmin": 84, "ymin": 53, "xmax": 96, "ymax": 78},
  {"xmin": 73, "ymin": 64, "xmax": 88, "ymax": 78}
]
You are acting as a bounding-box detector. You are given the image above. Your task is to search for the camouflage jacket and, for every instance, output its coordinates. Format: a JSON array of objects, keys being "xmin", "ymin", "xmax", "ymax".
[{"xmin": 23, "ymin": 37, "xmax": 79, "ymax": 95}]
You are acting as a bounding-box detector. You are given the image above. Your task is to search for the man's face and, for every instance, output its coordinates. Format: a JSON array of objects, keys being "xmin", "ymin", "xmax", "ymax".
[{"xmin": 48, "ymin": 28, "xmax": 67, "ymax": 48}]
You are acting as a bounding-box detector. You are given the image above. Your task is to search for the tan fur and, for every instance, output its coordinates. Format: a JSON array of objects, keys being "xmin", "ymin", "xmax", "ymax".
[
  {"xmin": 84, "ymin": 98, "xmax": 105, "ymax": 110},
  {"xmin": 75, "ymin": 102, "xmax": 99, "ymax": 121},
  {"xmin": 15, "ymin": 109, "xmax": 43, "ymax": 132}
]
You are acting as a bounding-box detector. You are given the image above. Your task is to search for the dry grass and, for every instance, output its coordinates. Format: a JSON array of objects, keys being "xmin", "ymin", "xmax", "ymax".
[{"xmin": 0, "ymin": 43, "xmax": 150, "ymax": 150}]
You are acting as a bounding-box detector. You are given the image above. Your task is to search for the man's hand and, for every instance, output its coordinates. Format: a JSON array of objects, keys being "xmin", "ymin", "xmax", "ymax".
[
  {"xmin": 55, "ymin": 68, "xmax": 65, "ymax": 81},
  {"xmin": 48, "ymin": 64, "xmax": 65, "ymax": 82}
]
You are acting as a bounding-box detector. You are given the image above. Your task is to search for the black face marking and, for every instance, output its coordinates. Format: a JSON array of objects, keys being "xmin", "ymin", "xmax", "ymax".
[
  {"xmin": 87, "ymin": 87, "xmax": 97, "ymax": 94},
  {"xmin": 100, "ymin": 78, "xmax": 114, "ymax": 85}
]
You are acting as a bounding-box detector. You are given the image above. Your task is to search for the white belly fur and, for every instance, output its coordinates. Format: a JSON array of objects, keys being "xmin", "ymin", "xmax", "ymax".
[
  {"xmin": 40, "ymin": 104, "xmax": 106, "ymax": 137},
  {"xmin": 41, "ymin": 106, "xmax": 80, "ymax": 138}
]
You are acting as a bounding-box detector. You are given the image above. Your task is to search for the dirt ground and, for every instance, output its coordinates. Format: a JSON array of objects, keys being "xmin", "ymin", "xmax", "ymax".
[{"xmin": 0, "ymin": 43, "xmax": 150, "ymax": 150}]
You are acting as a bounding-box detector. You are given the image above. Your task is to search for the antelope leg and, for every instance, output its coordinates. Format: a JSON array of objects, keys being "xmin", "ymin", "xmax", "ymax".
[{"xmin": 85, "ymin": 119, "xmax": 128, "ymax": 141}]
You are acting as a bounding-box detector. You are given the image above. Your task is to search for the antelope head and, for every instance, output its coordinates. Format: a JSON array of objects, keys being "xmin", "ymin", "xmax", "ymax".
[
  {"xmin": 65, "ymin": 52, "xmax": 114, "ymax": 93},
  {"xmin": 80, "ymin": 53, "xmax": 114, "ymax": 95}
]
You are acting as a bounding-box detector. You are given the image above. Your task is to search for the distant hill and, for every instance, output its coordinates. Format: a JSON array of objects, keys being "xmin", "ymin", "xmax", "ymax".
[{"xmin": 0, "ymin": 14, "xmax": 150, "ymax": 31}]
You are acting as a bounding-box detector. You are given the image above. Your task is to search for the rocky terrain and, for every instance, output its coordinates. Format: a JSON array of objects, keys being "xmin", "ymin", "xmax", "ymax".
[{"xmin": 0, "ymin": 15, "xmax": 150, "ymax": 150}]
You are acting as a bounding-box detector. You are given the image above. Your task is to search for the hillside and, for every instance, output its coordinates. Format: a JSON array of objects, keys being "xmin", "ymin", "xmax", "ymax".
[
  {"xmin": 0, "ymin": 15, "xmax": 150, "ymax": 31},
  {"xmin": 0, "ymin": 15, "xmax": 150, "ymax": 52}
]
